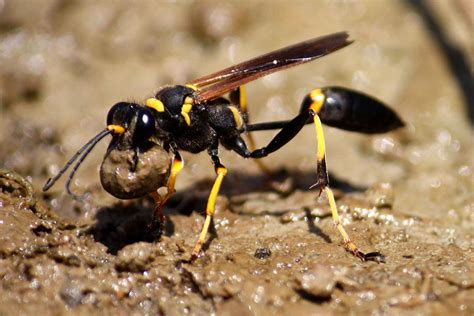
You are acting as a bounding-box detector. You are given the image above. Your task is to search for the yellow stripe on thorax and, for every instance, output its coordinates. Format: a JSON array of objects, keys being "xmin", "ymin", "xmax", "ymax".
[
  {"xmin": 228, "ymin": 106, "xmax": 243, "ymax": 129},
  {"xmin": 181, "ymin": 102, "xmax": 193, "ymax": 126},
  {"xmin": 146, "ymin": 98, "xmax": 165, "ymax": 112}
]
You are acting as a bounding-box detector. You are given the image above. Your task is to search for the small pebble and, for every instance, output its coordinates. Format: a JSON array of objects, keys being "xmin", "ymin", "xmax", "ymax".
[
  {"xmin": 254, "ymin": 248, "xmax": 272, "ymax": 260},
  {"xmin": 296, "ymin": 264, "xmax": 336, "ymax": 298}
]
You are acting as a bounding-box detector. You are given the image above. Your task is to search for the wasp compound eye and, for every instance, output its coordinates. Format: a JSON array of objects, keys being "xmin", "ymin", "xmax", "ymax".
[
  {"xmin": 106, "ymin": 102, "xmax": 137, "ymax": 126},
  {"xmin": 133, "ymin": 108, "xmax": 155, "ymax": 143}
]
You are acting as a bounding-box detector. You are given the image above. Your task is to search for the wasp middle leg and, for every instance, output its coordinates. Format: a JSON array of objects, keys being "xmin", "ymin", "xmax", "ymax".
[{"xmin": 190, "ymin": 142, "xmax": 228, "ymax": 261}]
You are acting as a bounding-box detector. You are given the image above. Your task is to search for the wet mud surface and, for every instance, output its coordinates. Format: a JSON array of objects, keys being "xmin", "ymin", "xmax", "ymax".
[{"xmin": 0, "ymin": 1, "xmax": 473, "ymax": 315}]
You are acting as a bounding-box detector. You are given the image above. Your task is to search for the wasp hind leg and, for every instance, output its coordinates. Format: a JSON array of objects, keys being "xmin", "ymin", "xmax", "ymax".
[
  {"xmin": 312, "ymin": 113, "xmax": 385, "ymax": 263},
  {"xmin": 249, "ymin": 87, "xmax": 394, "ymax": 262},
  {"xmin": 304, "ymin": 88, "xmax": 389, "ymax": 262}
]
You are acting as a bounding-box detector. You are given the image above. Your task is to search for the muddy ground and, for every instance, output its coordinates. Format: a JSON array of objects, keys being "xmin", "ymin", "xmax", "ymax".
[{"xmin": 0, "ymin": 1, "xmax": 472, "ymax": 315}]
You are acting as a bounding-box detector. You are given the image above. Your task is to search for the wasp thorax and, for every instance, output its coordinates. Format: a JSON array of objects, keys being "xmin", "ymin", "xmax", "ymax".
[
  {"xmin": 154, "ymin": 85, "xmax": 195, "ymax": 116},
  {"xmin": 100, "ymin": 142, "xmax": 171, "ymax": 199}
]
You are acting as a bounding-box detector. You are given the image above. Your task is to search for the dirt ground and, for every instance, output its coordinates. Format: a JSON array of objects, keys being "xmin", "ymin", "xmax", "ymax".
[{"xmin": 0, "ymin": 1, "xmax": 472, "ymax": 315}]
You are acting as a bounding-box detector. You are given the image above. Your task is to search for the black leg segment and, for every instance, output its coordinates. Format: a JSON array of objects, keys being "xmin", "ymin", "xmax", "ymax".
[{"xmin": 250, "ymin": 111, "xmax": 312, "ymax": 158}]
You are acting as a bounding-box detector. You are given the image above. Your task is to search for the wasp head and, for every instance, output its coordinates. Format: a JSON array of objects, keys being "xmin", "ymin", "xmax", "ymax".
[
  {"xmin": 106, "ymin": 102, "xmax": 157, "ymax": 149},
  {"xmin": 100, "ymin": 102, "xmax": 172, "ymax": 199},
  {"xmin": 43, "ymin": 102, "xmax": 172, "ymax": 200}
]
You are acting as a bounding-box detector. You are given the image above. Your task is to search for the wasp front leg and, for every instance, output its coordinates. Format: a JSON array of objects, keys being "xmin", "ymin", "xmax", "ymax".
[{"xmin": 149, "ymin": 151, "xmax": 184, "ymax": 236}]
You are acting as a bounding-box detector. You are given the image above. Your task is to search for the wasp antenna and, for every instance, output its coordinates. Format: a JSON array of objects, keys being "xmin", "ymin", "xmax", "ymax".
[
  {"xmin": 64, "ymin": 129, "xmax": 111, "ymax": 199},
  {"xmin": 43, "ymin": 129, "xmax": 112, "ymax": 192}
]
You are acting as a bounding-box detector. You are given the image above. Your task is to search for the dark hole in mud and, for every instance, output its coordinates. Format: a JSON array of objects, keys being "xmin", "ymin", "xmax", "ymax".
[
  {"xmin": 22, "ymin": 87, "xmax": 41, "ymax": 102},
  {"xmin": 295, "ymin": 289, "xmax": 333, "ymax": 304},
  {"xmin": 51, "ymin": 253, "xmax": 82, "ymax": 267},
  {"xmin": 31, "ymin": 224, "xmax": 52, "ymax": 236}
]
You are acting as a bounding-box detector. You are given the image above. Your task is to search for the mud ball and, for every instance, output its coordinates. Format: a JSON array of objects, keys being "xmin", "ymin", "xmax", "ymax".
[{"xmin": 100, "ymin": 144, "xmax": 172, "ymax": 199}]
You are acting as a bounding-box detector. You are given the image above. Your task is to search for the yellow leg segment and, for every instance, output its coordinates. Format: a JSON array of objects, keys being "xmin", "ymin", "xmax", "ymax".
[
  {"xmin": 239, "ymin": 85, "xmax": 248, "ymax": 113},
  {"xmin": 150, "ymin": 155, "xmax": 184, "ymax": 229},
  {"xmin": 191, "ymin": 166, "xmax": 227, "ymax": 260},
  {"xmin": 161, "ymin": 156, "xmax": 184, "ymax": 205},
  {"xmin": 311, "ymin": 112, "xmax": 364, "ymax": 259},
  {"xmin": 236, "ymin": 86, "xmax": 272, "ymax": 174},
  {"xmin": 313, "ymin": 114, "xmax": 326, "ymax": 162},
  {"xmin": 324, "ymin": 186, "xmax": 360, "ymax": 255}
]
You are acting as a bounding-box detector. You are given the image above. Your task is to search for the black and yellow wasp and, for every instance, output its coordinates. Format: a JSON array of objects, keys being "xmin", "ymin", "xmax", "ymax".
[{"xmin": 44, "ymin": 32, "xmax": 404, "ymax": 262}]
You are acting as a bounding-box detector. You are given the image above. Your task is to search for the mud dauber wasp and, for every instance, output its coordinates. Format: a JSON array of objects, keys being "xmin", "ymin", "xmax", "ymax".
[{"xmin": 43, "ymin": 32, "xmax": 404, "ymax": 263}]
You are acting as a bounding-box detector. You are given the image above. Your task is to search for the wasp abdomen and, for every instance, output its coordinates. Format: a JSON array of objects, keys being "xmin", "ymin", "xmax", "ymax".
[{"xmin": 317, "ymin": 87, "xmax": 404, "ymax": 134}]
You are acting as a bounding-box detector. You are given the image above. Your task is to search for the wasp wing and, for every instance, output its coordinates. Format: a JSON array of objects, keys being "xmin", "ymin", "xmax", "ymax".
[{"xmin": 189, "ymin": 32, "xmax": 353, "ymax": 102}]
